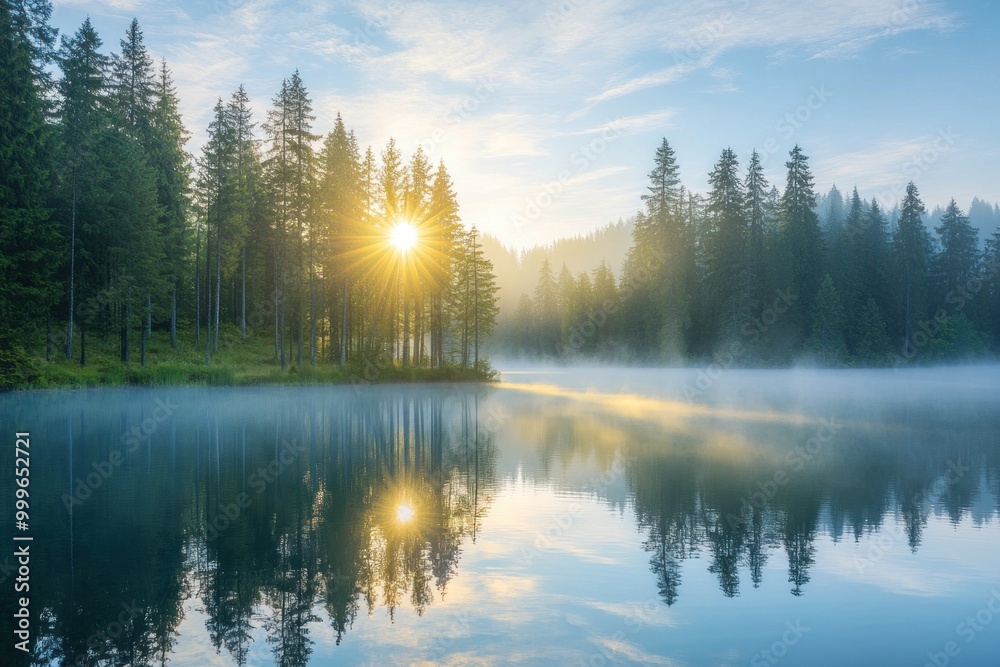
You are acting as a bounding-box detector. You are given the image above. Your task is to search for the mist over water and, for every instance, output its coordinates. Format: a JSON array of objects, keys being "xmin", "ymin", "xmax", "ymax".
[{"xmin": 2, "ymin": 366, "xmax": 999, "ymax": 665}]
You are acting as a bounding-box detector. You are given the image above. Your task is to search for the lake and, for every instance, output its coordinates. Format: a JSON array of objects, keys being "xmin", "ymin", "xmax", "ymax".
[{"xmin": 2, "ymin": 367, "xmax": 999, "ymax": 666}]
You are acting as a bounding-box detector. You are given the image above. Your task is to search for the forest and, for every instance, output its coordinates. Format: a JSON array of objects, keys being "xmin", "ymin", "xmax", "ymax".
[
  {"xmin": 0, "ymin": 2, "xmax": 499, "ymax": 388},
  {"xmin": 493, "ymin": 140, "xmax": 1000, "ymax": 366},
  {"xmin": 3, "ymin": 0, "xmax": 998, "ymax": 390}
]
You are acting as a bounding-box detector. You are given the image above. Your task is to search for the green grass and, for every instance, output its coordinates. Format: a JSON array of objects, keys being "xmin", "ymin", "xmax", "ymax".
[{"xmin": 14, "ymin": 326, "xmax": 497, "ymax": 391}]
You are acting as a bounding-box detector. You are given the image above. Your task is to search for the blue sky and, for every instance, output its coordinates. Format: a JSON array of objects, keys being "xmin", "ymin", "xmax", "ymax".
[{"xmin": 50, "ymin": 0, "xmax": 999, "ymax": 249}]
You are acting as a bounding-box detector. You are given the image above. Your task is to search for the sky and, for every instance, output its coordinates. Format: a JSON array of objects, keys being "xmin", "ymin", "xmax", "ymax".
[{"xmin": 49, "ymin": 0, "xmax": 1000, "ymax": 249}]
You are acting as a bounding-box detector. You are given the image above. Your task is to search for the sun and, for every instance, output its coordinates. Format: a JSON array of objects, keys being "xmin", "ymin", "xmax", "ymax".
[
  {"xmin": 389, "ymin": 220, "xmax": 418, "ymax": 252},
  {"xmin": 396, "ymin": 502, "xmax": 415, "ymax": 523}
]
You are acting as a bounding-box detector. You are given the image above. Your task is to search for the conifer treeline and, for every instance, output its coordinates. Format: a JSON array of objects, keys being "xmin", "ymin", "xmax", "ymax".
[
  {"xmin": 0, "ymin": 3, "xmax": 499, "ymax": 381},
  {"xmin": 504, "ymin": 140, "xmax": 1000, "ymax": 365}
]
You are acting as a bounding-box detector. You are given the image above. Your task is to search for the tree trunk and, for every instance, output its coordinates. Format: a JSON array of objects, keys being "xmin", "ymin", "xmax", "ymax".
[
  {"xmin": 241, "ymin": 245, "xmax": 246, "ymax": 338},
  {"xmin": 474, "ymin": 234, "xmax": 479, "ymax": 369},
  {"xmin": 403, "ymin": 276, "xmax": 410, "ymax": 366},
  {"xmin": 170, "ymin": 284, "xmax": 177, "ymax": 348},
  {"xmin": 66, "ymin": 177, "xmax": 76, "ymax": 360},
  {"xmin": 340, "ymin": 279, "xmax": 348, "ymax": 369},
  {"xmin": 123, "ymin": 286, "xmax": 131, "ymax": 363},
  {"xmin": 195, "ymin": 217, "xmax": 201, "ymax": 342},
  {"xmin": 214, "ymin": 215, "xmax": 221, "ymax": 353},
  {"xmin": 309, "ymin": 263, "xmax": 316, "ymax": 367}
]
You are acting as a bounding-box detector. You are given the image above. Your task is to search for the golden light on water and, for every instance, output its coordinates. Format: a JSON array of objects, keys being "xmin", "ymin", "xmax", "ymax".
[{"xmin": 389, "ymin": 220, "xmax": 418, "ymax": 253}]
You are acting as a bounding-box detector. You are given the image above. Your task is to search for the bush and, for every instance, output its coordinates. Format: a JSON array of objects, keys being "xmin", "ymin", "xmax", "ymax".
[{"xmin": 0, "ymin": 343, "xmax": 38, "ymax": 390}]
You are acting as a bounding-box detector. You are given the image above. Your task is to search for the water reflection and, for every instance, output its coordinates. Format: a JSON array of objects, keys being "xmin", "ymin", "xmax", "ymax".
[
  {"xmin": 0, "ymin": 372, "xmax": 998, "ymax": 666},
  {"xmin": 0, "ymin": 387, "xmax": 497, "ymax": 666},
  {"xmin": 496, "ymin": 377, "xmax": 1000, "ymax": 606}
]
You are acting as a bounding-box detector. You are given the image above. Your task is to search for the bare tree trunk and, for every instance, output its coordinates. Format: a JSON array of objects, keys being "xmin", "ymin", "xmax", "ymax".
[
  {"xmin": 309, "ymin": 261, "xmax": 316, "ymax": 367},
  {"xmin": 280, "ymin": 241, "xmax": 286, "ymax": 370},
  {"xmin": 195, "ymin": 217, "xmax": 201, "ymax": 342},
  {"xmin": 402, "ymin": 275, "xmax": 410, "ymax": 366},
  {"xmin": 214, "ymin": 215, "xmax": 221, "ymax": 353},
  {"xmin": 66, "ymin": 177, "xmax": 76, "ymax": 360},
  {"xmin": 170, "ymin": 283, "xmax": 176, "ymax": 348},
  {"xmin": 472, "ymin": 232, "xmax": 479, "ymax": 369},
  {"xmin": 340, "ymin": 279, "xmax": 348, "ymax": 368},
  {"xmin": 124, "ymin": 285, "xmax": 131, "ymax": 363},
  {"xmin": 241, "ymin": 245, "xmax": 246, "ymax": 338}
]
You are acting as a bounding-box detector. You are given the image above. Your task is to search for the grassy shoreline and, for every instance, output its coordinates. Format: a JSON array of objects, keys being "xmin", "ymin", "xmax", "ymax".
[{"xmin": 3, "ymin": 329, "xmax": 498, "ymax": 391}]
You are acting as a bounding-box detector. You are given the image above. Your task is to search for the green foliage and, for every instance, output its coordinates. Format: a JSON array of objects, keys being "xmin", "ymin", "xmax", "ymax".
[
  {"xmin": 807, "ymin": 274, "xmax": 847, "ymax": 366},
  {"xmin": 924, "ymin": 314, "xmax": 987, "ymax": 362},
  {"xmin": 0, "ymin": 2, "xmax": 61, "ymax": 333},
  {"xmin": 0, "ymin": 340, "xmax": 38, "ymax": 390},
  {"xmin": 778, "ymin": 145, "xmax": 825, "ymax": 339},
  {"xmin": 854, "ymin": 298, "xmax": 891, "ymax": 366}
]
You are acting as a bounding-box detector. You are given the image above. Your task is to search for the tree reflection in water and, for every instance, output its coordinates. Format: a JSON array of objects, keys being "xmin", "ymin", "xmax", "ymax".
[{"xmin": 1, "ymin": 380, "xmax": 998, "ymax": 665}]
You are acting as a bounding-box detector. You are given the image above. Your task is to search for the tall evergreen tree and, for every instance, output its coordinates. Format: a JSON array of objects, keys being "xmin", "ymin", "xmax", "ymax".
[
  {"xmin": 57, "ymin": 18, "xmax": 108, "ymax": 359},
  {"xmin": 0, "ymin": 0, "xmax": 60, "ymax": 351},
  {"xmin": 316, "ymin": 112, "xmax": 359, "ymax": 366},
  {"xmin": 428, "ymin": 160, "xmax": 461, "ymax": 367},
  {"xmin": 777, "ymin": 145, "xmax": 824, "ymax": 342},
  {"xmin": 263, "ymin": 72, "xmax": 317, "ymax": 368},
  {"xmin": 828, "ymin": 187, "xmax": 864, "ymax": 348},
  {"xmin": 932, "ymin": 199, "xmax": 980, "ymax": 306},
  {"xmin": 111, "ymin": 19, "xmax": 156, "ymax": 143},
  {"xmin": 891, "ymin": 182, "xmax": 932, "ymax": 356},
  {"xmin": 149, "ymin": 59, "xmax": 190, "ymax": 345},
  {"xmin": 533, "ymin": 258, "xmax": 560, "ymax": 356},
  {"xmin": 705, "ymin": 147, "xmax": 747, "ymax": 345},
  {"xmin": 225, "ymin": 84, "xmax": 263, "ymax": 340},
  {"xmin": 626, "ymin": 138, "xmax": 691, "ymax": 359}
]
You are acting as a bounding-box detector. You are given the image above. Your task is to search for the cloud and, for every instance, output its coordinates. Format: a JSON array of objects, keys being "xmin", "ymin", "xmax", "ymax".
[{"xmin": 586, "ymin": 0, "xmax": 955, "ymax": 102}]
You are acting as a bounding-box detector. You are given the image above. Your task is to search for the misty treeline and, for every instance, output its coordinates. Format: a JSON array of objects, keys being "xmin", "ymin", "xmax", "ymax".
[
  {"xmin": 495, "ymin": 139, "xmax": 1000, "ymax": 365},
  {"xmin": 0, "ymin": 3, "xmax": 499, "ymax": 385}
]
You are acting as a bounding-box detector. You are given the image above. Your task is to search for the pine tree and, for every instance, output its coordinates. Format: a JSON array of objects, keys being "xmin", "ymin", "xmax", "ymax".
[
  {"xmin": 623, "ymin": 138, "xmax": 691, "ymax": 359},
  {"xmin": 744, "ymin": 149, "xmax": 770, "ymax": 270},
  {"xmin": 891, "ymin": 182, "xmax": 932, "ymax": 356},
  {"xmin": 428, "ymin": 160, "xmax": 461, "ymax": 367},
  {"xmin": 778, "ymin": 145, "xmax": 824, "ymax": 342},
  {"xmin": 316, "ymin": 112, "xmax": 359, "ymax": 366},
  {"xmin": 982, "ymin": 230, "xmax": 1000, "ymax": 340},
  {"xmin": 705, "ymin": 147, "xmax": 747, "ymax": 346},
  {"xmin": 111, "ymin": 19, "xmax": 156, "ymax": 144},
  {"xmin": 932, "ymin": 199, "xmax": 980, "ymax": 306},
  {"xmin": 828, "ymin": 187, "xmax": 864, "ymax": 348},
  {"xmin": 57, "ymin": 18, "xmax": 109, "ymax": 359},
  {"xmin": 226, "ymin": 85, "xmax": 262, "ymax": 340},
  {"xmin": 149, "ymin": 60, "xmax": 190, "ymax": 347},
  {"xmin": 533, "ymin": 258, "xmax": 559, "ymax": 356},
  {"xmin": 591, "ymin": 261, "xmax": 617, "ymax": 350},
  {"xmin": 7, "ymin": 0, "xmax": 57, "ymax": 103},
  {"xmin": 195, "ymin": 98, "xmax": 231, "ymax": 359},
  {"xmin": 822, "ymin": 184, "xmax": 845, "ymax": 240},
  {"xmin": 263, "ymin": 72, "xmax": 317, "ymax": 368},
  {"xmin": 0, "ymin": 0, "xmax": 60, "ymax": 352},
  {"xmin": 807, "ymin": 274, "xmax": 847, "ymax": 366},
  {"xmin": 512, "ymin": 293, "xmax": 536, "ymax": 352}
]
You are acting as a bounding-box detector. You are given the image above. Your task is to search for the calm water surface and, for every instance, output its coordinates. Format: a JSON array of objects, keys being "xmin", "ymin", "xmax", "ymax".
[{"xmin": 2, "ymin": 367, "xmax": 999, "ymax": 666}]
